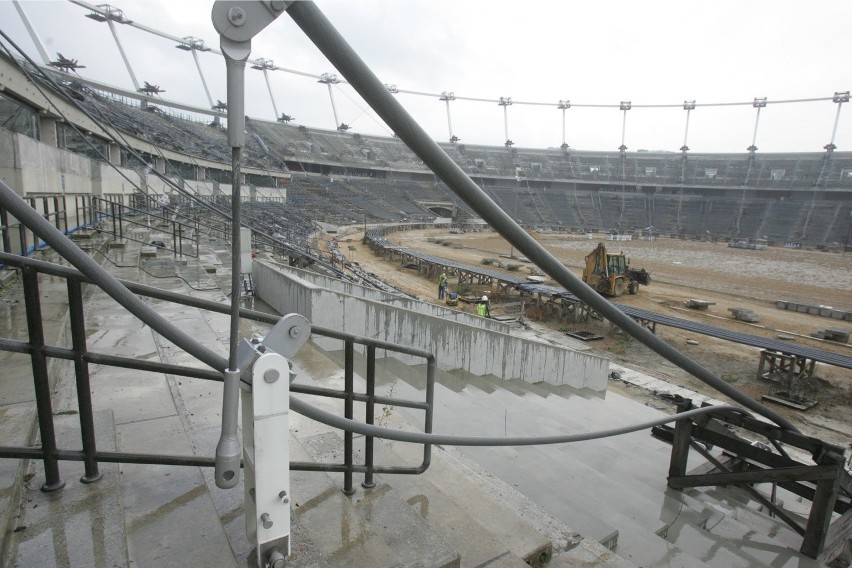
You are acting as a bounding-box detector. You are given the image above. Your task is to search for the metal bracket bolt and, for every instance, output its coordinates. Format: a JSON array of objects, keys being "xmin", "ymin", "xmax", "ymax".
[
  {"xmin": 260, "ymin": 513, "xmax": 273, "ymax": 529},
  {"xmin": 263, "ymin": 369, "xmax": 280, "ymax": 383},
  {"xmin": 279, "ymin": 490, "xmax": 289, "ymax": 504},
  {"xmin": 228, "ymin": 7, "xmax": 246, "ymax": 25}
]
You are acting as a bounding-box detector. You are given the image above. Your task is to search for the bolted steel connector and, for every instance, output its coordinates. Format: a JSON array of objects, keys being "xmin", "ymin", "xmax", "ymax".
[
  {"xmin": 227, "ymin": 7, "xmax": 246, "ymax": 26},
  {"xmin": 260, "ymin": 513, "xmax": 273, "ymax": 529},
  {"xmin": 263, "ymin": 369, "xmax": 280, "ymax": 383}
]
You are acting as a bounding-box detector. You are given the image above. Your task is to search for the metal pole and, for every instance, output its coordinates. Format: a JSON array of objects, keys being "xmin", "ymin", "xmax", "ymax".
[
  {"xmin": 11, "ymin": 0, "xmax": 51, "ymax": 65},
  {"xmin": 262, "ymin": 68, "xmax": 280, "ymax": 119},
  {"xmin": 22, "ymin": 267, "xmax": 66, "ymax": 491},
  {"xmin": 67, "ymin": 278, "xmax": 102, "ymax": 483},
  {"xmin": 327, "ymin": 83, "xmax": 340, "ymax": 128},
  {"xmin": 503, "ymin": 104, "xmax": 509, "ymax": 142},
  {"xmin": 561, "ymin": 107, "xmax": 566, "ymax": 147},
  {"xmin": 751, "ymin": 107, "xmax": 762, "ymax": 149},
  {"xmin": 362, "ymin": 345, "xmax": 376, "ymax": 489},
  {"xmin": 445, "ymin": 99, "xmax": 453, "ymax": 140},
  {"xmin": 106, "ymin": 19, "xmax": 141, "ymax": 92},
  {"xmin": 829, "ymin": 102, "xmax": 844, "ymax": 147},
  {"xmin": 191, "ymin": 49, "xmax": 215, "ymax": 109},
  {"xmin": 683, "ymin": 108, "xmax": 692, "ymax": 150},
  {"xmin": 285, "ymin": 0, "xmax": 798, "ymax": 432},
  {"xmin": 343, "ymin": 339, "xmax": 355, "ymax": 494}
]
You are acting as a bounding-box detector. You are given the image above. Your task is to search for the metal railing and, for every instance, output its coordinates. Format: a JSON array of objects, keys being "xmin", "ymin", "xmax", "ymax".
[
  {"xmin": 92, "ymin": 197, "xmax": 201, "ymax": 258},
  {"xmin": 0, "ymin": 251, "xmax": 433, "ymax": 494}
]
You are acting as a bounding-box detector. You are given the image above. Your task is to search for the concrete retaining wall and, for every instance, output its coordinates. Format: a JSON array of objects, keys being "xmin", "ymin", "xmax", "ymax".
[{"xmin": 254, "ymin": 260, "xmax": 609, "ymax": 391}]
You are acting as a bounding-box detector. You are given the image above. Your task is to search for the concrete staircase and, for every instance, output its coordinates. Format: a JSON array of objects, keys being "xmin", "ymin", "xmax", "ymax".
[
  {"xmin": 368, "ymin": 362, "xmax": 830, "ymax": 568},
  {"xmin": 1, "ymin": 234, "xmax": 624, "ymax": 567},
  {"xmin": 0, "ymin": 231, "xmax": 839, "ymax": 567}
]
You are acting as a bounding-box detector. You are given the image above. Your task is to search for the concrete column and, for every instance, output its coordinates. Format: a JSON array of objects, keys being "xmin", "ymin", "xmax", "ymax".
[
  {"xmin": 154, "ymin": 157, "xmax": 165, "ymax": 174},
  {"xmin": 38, "ymin": 115, "xmax": 58, "ymax": 147},
  {"xmin": 107, "ymin": 143, "xmax": 121, "ymax": 165}
]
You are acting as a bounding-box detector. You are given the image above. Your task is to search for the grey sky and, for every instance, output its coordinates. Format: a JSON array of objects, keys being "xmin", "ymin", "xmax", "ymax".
[{"xmin": 2, "ymin": 0, "xmax": 851, "ymax": 153}]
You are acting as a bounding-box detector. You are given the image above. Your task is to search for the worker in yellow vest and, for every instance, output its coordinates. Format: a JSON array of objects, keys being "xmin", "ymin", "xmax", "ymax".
[{"xmin": 476, "ymin": 295, "xmax": 491, "ymax": 318}]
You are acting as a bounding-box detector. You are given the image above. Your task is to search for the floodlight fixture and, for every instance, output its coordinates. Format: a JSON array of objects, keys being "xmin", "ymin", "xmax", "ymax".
[
  {"xmin": 753, "ymin": 97, "xmax": 767, "ymax": 108},
  {"xmin": 251, "ymin": 58, "xmax": 278, "ymax": 71},
  {"xmin": 278, "ymin": 114, "xmax": 294, "ymax": 123},
  {"xmin": 618, "ymin": 144, "xmax": 627, "ymax": 152},
  {"xmin": 337, "ymin": 123, "xmax": 350, "ymax": 132},
  {"xmin": 85, "ymin": 4, "xmax": 132, "ymax": 23},
  {"xmin": 498, "ymin": 97, "xmax": 513, "ymax": 106},
  {"xmin": 557, "ymin": 100, "xmax": 571, "ymax": 110},
  {"xmin": 833, "ymin": 91, "xmax": 850, "ymax": 104},
  {"xmin": 176, "ymin": 37, "xmax": 209, "ymax": 52},
  {"xmin": 620, "ymin": 101, "xmax": 632, "ymax": 111},
  {"xmin": 385, "ymin": 84, "xmax": 399, "ymax": 94},
  {"xmin": 747, "ymin": 144, "xmax": 758, "ymax": 153},
  {"xmin": 439, "ymin": 91, "xmax": 455, "ymax": 101},
  {"xmin": 683, "ymin": 100, "xmax": 696, "ymax": 110},
  {"xmin": 49, "ymin": 54, "xmax": 85, "ymax": 72},
  {"xmin": 450, "ymin": 135, "xmax": 460, "ymax": 144}
]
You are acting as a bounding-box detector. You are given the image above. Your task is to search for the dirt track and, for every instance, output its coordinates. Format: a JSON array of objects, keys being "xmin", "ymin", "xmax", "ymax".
[{"xmin": 330, "ymin": 228, "xmax": 852, "ymax": 447}]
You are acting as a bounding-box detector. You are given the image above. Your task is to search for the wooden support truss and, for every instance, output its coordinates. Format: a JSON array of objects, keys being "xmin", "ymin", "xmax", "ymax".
[{"xmin": 652, "ymin": 398, "xmax": 851, "ymax": 561}]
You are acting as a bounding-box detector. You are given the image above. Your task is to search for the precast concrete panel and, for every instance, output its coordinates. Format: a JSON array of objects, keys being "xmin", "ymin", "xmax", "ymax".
[{"xmin": 255, "ymin": 260, "xmax": 609, "ymax": 391}]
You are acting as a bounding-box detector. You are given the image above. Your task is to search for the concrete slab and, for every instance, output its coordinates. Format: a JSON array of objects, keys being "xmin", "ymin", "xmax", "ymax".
[
  {"xmin": 10, "ymin": 411, "xmax": 128, "ymax": 568},
  {"xmin": 117, "ymin": 415, "xmax": 236, "ymax": 567},
  {"xmin": 290, "ymin": 435, "xmax": 460, "ymax": 568}
]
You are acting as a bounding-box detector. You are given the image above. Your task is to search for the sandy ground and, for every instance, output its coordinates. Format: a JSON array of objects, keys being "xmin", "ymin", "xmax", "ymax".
[{"xmin": 327, "ymin": 228, "xmax": 852, "ymax": 448}]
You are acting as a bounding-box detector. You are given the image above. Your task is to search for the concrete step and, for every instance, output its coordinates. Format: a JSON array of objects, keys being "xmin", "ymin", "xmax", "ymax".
[
  {"xmin": 661, "ymin": 493, "xmax": 823, "ymax": 568},
  {"xmin": 367, "ymin": 436, "xmax": 551, "ymax": 567},
  {"xmin": 8, "ymin": 410, "xmax": 129, "ymax": 567},
  {"xmin": 290, "ymin": 356, "xmax": 633, "ymax": 567},
  {"xmin": 616, "ymin": 526, "xmax": 714, "ymax": 568},
  {"xmin": 290, "ymin": 432, "xmax": 460, "ymax": 568}
]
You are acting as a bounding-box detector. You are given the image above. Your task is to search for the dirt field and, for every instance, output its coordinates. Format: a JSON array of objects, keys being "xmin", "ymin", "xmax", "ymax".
[{"xmin": 328, "ymin": 228, "xmax": 852, "ymax": 448}]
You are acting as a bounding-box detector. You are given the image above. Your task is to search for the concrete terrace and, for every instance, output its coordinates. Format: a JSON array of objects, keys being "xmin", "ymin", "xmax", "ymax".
[{"xmin": 0, "ymin": 225, "xmax": 834, "ymax": 567}]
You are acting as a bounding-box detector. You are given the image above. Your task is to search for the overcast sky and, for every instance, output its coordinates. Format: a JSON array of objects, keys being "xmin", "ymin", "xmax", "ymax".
[{"xmin": 2, "ymin": 0, "xmax": 851, "ymax": 153}]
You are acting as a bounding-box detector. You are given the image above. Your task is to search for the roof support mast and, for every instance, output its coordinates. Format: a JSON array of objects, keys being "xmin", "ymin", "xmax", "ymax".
[
  {"xmin": 84, "ymin": 5, "xmax": 141, "ymax": 92},
  {"xmin": 11, "ymin": 0, "xmax": 51, "ymax": 65}
]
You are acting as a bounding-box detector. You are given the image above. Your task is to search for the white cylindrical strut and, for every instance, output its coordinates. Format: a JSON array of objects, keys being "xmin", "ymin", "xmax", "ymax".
[
  {"xmin": 191, "ymin": 48, "xmax": 215, "ymax": 109},
  {"xmin": 445, "ymin": 99, "xmax": 453, "ymax": 140},
  {"xmin": 503, "ymin": 104, "xmax": 509, "ymax": 142},
  {"xmin": 262, "ymin": 68, "xmax": 280, "ymax": 120},
  {"xmin": 107, "ymin": 19, "xmax": 141, "ymax": 92},
  {"xmin": 326, "ymin": 82, "xmax": 340, "ymax": 128},
  {"xmin": 683, "ymin": 108, "xmax": 692, "ymax": 149},
  {"xmin": 829, "ymin": 102, "xmax": 844, "ymax": 147},
  {"xmin": 751, "ymin": 106, "xmax": 762, "ymax": 149},
  {"xmin": 621, "ymin": 110, "xmax": 628, "ymax": 148},
  {"xmin": 12, "ymin": 0, "xmax": 51, "ymax": 65}
]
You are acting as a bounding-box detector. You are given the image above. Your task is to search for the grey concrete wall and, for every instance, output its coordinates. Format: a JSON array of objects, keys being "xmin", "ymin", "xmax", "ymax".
[
  {"xmin": 265, "ymin": 261, "xmax": 512, "ymax": 333},
  {"xmin": 254, "ymin": 260, "xmax": 609, "ymax": 391}
]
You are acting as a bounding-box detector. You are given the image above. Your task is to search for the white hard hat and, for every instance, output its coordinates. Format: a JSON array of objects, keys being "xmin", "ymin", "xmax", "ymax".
[{"xmin": 481, "ymin": 295, "xmax": 488, "ymax": 301}]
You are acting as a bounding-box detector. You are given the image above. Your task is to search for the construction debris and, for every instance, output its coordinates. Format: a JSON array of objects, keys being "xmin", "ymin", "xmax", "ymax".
[
  {"xmin": 728, "ymin": 307, "xmax": 760, "ymax": 322},
  {"xmin": 775, "ymin": 300, "xmax": 851, "ymax": 321},
  {"xmin": 810, "ymin": 329, "xmax": 849, "ymax": 342},
  {"xmin": 684, "ymin": 299, "xmax": 716, "ymax": 310}
]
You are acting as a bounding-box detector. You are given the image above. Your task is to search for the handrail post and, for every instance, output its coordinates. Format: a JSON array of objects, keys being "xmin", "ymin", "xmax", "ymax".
[
  {"xmin": 343, "ymin": 339, "xmax": 355, "ymax": 494},
  {"xmin": 22, "ymin": 267, "xmax": 65, "ymax": 491},
  {"xmin": 362, "ymin": 345, "xmax": 376, "ymax": 489},
  {"xmin": 67, "ymin": 277, "xmax": 102, "ymax": 483}
]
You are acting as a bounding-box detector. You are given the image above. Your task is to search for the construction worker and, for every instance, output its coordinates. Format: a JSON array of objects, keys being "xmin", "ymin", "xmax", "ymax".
[
  {"xmin": 438, "ymin": 272, "xmax": 448, "ymax": 299},
  {"xmin": 476, "ymin": 295, "xmax": 491, "ymax": 318}
]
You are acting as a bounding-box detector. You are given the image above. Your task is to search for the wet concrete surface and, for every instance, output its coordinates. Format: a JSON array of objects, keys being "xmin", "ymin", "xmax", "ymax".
[{"xmin": 0, "ymin": 231, "xmax": 831, "ymax": 567}]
